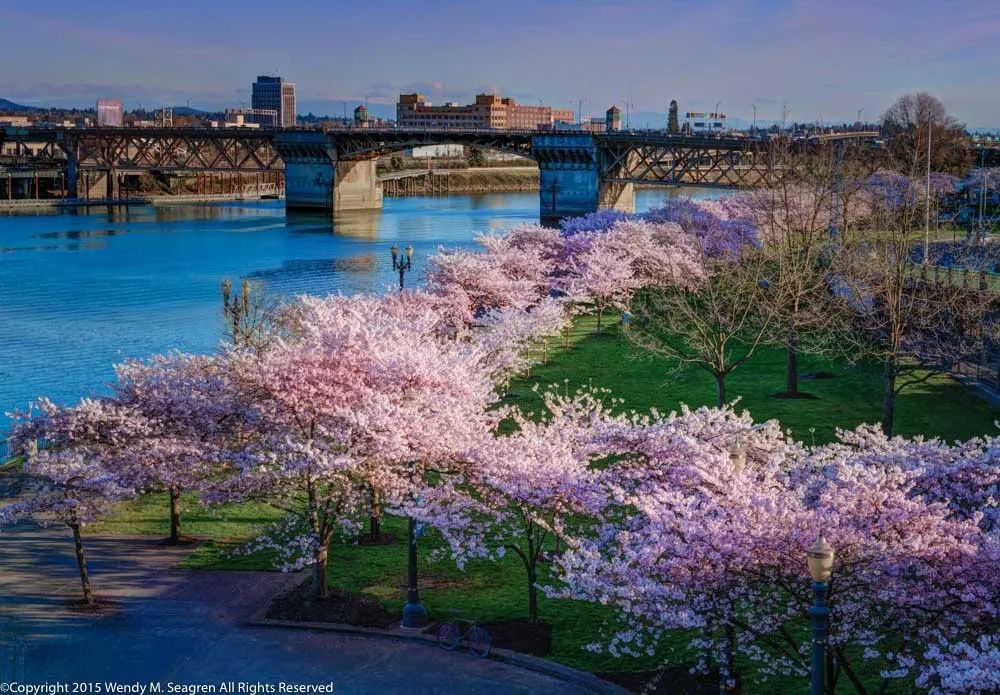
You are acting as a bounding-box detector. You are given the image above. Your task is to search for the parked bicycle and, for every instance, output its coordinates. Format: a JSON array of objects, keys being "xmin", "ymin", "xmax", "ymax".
[{"xmin": 436, "ymin": 609, "xmax": 491, "ymax": 657}]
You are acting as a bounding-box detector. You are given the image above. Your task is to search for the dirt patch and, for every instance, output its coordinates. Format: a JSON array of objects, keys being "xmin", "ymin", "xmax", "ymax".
[
  {"xmin": 482, "ymin": 619, "xmax": 553, "ymax": 656},
  {"xmin": 66, "ymin": 597, "xmax": 119, "ymax": 614},
  {"xmin": 356, "ymin": 532, "xmax": 398, "ymax": 546},
  {"xmin": 157, "ymin": 535, "xmax": 203, "ymax": 546},
  {"xmin": 265, "ymin": 580, "xmax": 397, "ymax": 629},
  {"xmin": 771, "ymin": 391, "xmax": 820, "ymax": 400},
  {"xmin": 599, "ymin": 666, "xmax": 716, "ymax": 694}
]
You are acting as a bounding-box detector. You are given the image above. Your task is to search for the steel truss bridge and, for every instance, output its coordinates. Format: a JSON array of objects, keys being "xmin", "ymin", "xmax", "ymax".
[{"xmin": 1, "ymin": 127, "xmax": 882, "ymax": 218}]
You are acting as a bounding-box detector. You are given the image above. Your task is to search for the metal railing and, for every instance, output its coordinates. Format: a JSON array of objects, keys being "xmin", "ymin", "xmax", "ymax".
[{"xmin": 0, "ymin": 635, "xmax": 25, "ymax": 681}]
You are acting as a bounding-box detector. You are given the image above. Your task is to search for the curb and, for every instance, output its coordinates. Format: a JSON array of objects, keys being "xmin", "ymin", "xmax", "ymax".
[{"xmin": 246, "ymin": 610, "xmax": 631, "ymax": 694}]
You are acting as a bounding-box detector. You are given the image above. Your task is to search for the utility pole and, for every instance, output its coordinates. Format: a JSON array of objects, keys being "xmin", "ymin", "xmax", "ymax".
[
  {"xmin": 979, "ymin": 148, "xmax": 987, "ymax": 240},
  {"xmin": 752, "ymin": 103, "xmax": 757, "ymax": 134},
  {"xmin": 924, "ymin": 118, "xmax": 932, "ymax": 264}
]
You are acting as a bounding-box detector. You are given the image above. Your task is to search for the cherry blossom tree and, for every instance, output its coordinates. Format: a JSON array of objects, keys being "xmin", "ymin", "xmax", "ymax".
[
  {"xmin": 112, "ymin": 353, "xmax": 242, "ymax": 543},
  {"xmin": 558, "ymin": 219, "xmax": 704, "ymax": 333},
  {"xmin": 643, "ymin": 197, "xmax": 759, "ymax": 259},
  {"xmin": 549, "ymin": 407, "xmax": 1000, "ymax": 693},
  {"xmin": 419, "ymin": 388, "xmax": 619, "ymax": 623},
  {"xmin": 1, "ymin": 398, "xmax": 139, "ymax": 605},
  {"xmin": 425, "ymin": 231, "xmax": 551, "ymax": 315},
  {"xmin": 917, "ymin": 636, "xmax": 1000, "ymax": 695},
  {"xmin": 473, "ymin": 297, "xmax": 571, "ymax": 390},
  {"xmin": 210, "ymin": 293, "xmax": 500, "ymax": 595}
]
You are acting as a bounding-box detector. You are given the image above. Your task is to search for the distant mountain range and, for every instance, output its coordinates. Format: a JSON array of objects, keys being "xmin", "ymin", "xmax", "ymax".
[
  {"xmin": 0, "ymin": 98, "xmax": 212, "ymax": 116},
  {"xmin": 0, "ymin": 98, "xmax": 33, "ymax": 113}
]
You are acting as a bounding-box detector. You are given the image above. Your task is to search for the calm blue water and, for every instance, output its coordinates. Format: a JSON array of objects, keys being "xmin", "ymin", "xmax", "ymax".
[{"xmin": 0, "ymin": 188, "xmax": 725, "ymax": 429}]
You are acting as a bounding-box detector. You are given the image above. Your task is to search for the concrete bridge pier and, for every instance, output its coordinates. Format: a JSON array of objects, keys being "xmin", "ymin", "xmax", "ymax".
[
  {"xmin": 333, "ymin": 159, "xmax": 383, "ymax": 210},
  {"xmin": 65, "ymin": 152, "xmax": 79, "ymax": 199},
  {"xmin": 598, "ymin": 179, "xmax": 635, "ymax": 214},
  {"xmin": 275, "ymin": 131, "xmax": 382, "ymax": 212},
  {"xmin": 533, "ymin": 134, "xmax": 634, "ymax": 225}
]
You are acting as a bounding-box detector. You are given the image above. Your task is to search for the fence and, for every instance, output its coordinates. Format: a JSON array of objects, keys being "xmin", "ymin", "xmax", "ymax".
[{"xmin": 0, "ymin": 635, "xmax": 25, "ymax": 681}]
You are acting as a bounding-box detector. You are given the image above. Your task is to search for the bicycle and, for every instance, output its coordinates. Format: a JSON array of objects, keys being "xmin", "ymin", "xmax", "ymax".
[{"xmin": 435, "ymin": 609, "xmax": 492, "ymax": 657}]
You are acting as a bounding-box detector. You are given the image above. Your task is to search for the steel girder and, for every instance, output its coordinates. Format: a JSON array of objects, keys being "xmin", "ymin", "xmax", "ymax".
[
  {"xmin": 333, "ymin": 130, "xmax": 534, "ymax": 160},
  {"xmin": 598, "ymin": 138, "xmax": 770, "ymax": 187},
  {"xmin": 70, "ymin": 130, "xmax": 282, "ymax": 172}
]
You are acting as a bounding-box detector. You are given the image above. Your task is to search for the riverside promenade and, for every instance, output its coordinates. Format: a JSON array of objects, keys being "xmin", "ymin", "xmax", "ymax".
[{"xmin": 0, "ymin": 523, "xmax": 596, "ymax": 693}]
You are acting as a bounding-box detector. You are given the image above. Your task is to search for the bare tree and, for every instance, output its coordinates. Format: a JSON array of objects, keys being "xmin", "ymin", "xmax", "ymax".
[
  {"xmin": 748, "ymin": 139, "xmax": 876, "ymax": 398},
  {"xmin": 883, "ymin": 93, "xmax": 970, "ymax": 175},
  {"xmin": 625, "ymin": 249, "xmax": 773, "ymax": 407},
  {"xmin": 220, "ymin": 278, "xmax": 280, "ymax": 354},
  {"xmin": 831, "ymin": 171, "xmax": 998, "ymax": 435}
]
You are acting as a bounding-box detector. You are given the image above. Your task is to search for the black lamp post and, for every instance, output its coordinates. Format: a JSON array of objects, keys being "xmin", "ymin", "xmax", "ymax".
[
  {"xmin": 401, "ymin": 512, "xmax": 428, "ymax": 629},
  {"xmin": 807, "ymin": 536, "xmax": 835, "ymax": 695},
  {"xmin": 391, "ymin": 243, "xmax": 414, "ymax": 290}
]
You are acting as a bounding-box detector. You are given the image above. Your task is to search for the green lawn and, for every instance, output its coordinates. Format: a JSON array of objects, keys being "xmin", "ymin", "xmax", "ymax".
[
  {"xmin": 87, "ymin": 315, "xmax": 998, "ymax": 692},
  {"xmin": 509, "ymin": 315, "xmax": 999, "ymax": 445}
]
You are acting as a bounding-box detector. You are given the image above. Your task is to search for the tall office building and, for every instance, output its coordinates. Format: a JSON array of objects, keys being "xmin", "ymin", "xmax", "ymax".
[
  {"xmin": 251, "ymin": 76, "xmax": 296, "ymax": 128},
  {"xmin": 96, "ymin": 98, "xmax": 123, "ymax": 127}
]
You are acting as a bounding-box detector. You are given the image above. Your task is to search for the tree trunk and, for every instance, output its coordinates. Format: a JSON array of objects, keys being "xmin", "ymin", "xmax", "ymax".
[
  {"xmin": 724, "ymin": 623, "xmax": 741, "ymax": 693},
  {"xmin": 715, "ymin": 373, "xmax": 727, "ymax": 408},
  {"xmin": 169, "ymin": 488, "xmax": 181, "ymax": 543},
  {"xmin": 527, "ymin": 560, "xmax": 538, "ymax": 623},
  {"xmin": 369, "ymin": 488, "xmax": 381, "ymax": 542},
  {"xmin": 881, "ymin": 357, "xmax": 896, "ymax": 437},
  {"xmin": 596, "ymin": 307, "xmax": 604, "ymax": 334},
  {"xmin": 785, "ymin": 330, "xmax": 799, "ymax": 396},
  {"xmin": 313, "ymin": 544, "xmax": 329, "ymax": 599},
  {"xmin": 70, "ymin": 522, "xmax": 94, "ymax": 606}
]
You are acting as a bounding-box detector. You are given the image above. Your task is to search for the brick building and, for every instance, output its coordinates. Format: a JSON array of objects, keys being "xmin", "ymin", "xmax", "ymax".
[{"xmin": 396, "ymin": 93, "xmax": 574, "ymax": 130}]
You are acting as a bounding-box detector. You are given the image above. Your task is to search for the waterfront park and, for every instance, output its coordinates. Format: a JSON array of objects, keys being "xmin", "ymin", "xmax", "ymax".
[{"xmin": 3, "ymin": 92, "xmax": 1000, "ymax": 695}]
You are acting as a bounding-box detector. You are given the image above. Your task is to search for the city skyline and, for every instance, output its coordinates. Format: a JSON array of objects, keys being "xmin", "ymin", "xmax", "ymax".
[{"xmin": 1, "ymin": 0, "xmax": 998, "ymax": 128}]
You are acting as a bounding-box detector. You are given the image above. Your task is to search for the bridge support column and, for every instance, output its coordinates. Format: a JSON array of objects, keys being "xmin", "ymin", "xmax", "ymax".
[
  {"xmin": 333, "ymin": 159, "xmax": 383, "ymax": 211},
  {"xmin": 274, "ymin": 131, "xmax": 383, "ymax": 212},
  {"xmin": 66, "ymin": 152, "xmax": 79, "ymax": 199},
  {"xmin": 533, "ymin": 134, "xmax": 600, "ymax": 225},
  {"xmin": 275, "ymin": 131, "xmax": 337, "ymax": 210}
]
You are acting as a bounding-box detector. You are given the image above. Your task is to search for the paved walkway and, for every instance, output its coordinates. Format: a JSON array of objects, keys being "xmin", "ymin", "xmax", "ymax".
[{"xmin": 0, "ymin": 524, "xmax": 590, "ymax": 693}]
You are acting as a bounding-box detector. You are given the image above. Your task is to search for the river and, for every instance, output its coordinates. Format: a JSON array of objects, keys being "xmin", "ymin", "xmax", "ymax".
[{"xmin": 0, "ymin": 188, "xmax": 728, "ymax": 429}]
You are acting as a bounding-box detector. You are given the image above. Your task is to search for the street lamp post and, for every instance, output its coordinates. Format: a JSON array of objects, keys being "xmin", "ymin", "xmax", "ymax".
[
  {"xmin": 391, "ymin": 244, "xmax": 414, "ymax": 291},
  {"xmin": 401, "ymin": 515, "xmax": 428, "ymax": 629},
  {"xmin": 807, "ymin": 536, "xmax": 835, "ymax": 695}
]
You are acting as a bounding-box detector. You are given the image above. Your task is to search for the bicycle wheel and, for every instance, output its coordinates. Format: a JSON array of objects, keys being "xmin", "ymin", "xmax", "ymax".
[
  {"xmin": 466, "ymin": 625, "xmax": 492, "ymax": 657},
  {"xmin": 436, "ymin": 621, "xmax": 461, "ymax": 651}
]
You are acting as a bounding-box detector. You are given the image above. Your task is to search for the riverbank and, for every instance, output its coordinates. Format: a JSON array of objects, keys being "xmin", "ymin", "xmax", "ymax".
[
  {"xmin": 0, "ymin": 191, "xmax": 281, "ymax": 210},
  {"xmin": 381, "ymin": 167, "xmax": 539, "ymax": 196}
]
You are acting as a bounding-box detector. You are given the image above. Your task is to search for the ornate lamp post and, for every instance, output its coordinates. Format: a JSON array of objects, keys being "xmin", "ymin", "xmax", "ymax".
[
  {"xmin": 401, "ymin": 510, "xmax": 428, "ymax": 630},
  {"xmin": 391, "ymin": 243, "xmax": 414, "ymax": 291},
  {"xmin": 807, "ymin": 536, "xmax": 835, "ymax": 695},
  {"xmin": 728, "ymin": 439, "xmax": 746, "ymax": 471}
]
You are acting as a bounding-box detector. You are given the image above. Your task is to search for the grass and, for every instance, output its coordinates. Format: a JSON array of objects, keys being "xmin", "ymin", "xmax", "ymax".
[
  {"xmin": 86, "ymin": 315, "xmax": 999, "ymax": 692},
  {"xmin": 87, "ymin": 491, "xmax": 286, "ymax": 569},
  {"xmin": 509, "ymin": 315, "xmax": 999, "ymax": 445}
]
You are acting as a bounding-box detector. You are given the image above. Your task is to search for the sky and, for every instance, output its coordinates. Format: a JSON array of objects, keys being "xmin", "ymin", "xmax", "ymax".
[{"xmin": 2, "ymin": 0, "xmax": 998, "ymax": 128}]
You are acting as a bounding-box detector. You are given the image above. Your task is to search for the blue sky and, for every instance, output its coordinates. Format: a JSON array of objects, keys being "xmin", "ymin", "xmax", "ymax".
[{"xmin": 2, "ymin": 0, "xmax": 998, "ymax": 127}]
